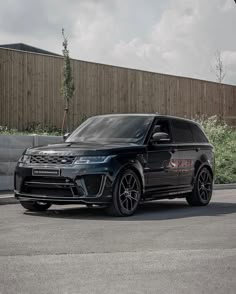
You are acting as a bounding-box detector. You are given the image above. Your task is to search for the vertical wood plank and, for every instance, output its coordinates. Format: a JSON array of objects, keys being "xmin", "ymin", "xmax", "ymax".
[{"xmin": 0, "ymin": 48, "xmax": 236, "ymax": 129}]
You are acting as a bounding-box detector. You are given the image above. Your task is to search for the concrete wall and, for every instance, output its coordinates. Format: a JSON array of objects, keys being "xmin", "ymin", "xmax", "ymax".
[{"xmin": 0, "ymin": 134, "xmax": 63, "ymax": 191}]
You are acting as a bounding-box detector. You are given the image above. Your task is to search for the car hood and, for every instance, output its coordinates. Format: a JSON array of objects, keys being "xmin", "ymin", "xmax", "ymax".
[{"xmin": 25, "ymin": 142, "xmax": 146, "ymax": 156}]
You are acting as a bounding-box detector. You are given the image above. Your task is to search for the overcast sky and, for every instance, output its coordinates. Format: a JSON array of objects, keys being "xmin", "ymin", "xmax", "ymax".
[{"xmin": 1, "ymin": 0, "xmax": 236, "ymax": 85}]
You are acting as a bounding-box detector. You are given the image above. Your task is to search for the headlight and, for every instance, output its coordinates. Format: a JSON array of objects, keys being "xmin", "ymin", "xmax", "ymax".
[
  {"xmin": 18, "ymin": 155, "xmax": 30, "ymax": 164},
  {"xmin": 74, "ymin": 156, "xmax": 112, "ymax": 164}
]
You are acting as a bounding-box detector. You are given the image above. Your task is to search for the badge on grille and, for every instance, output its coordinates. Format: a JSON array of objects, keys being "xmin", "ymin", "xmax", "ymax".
[{"xmin": 61, "ymin": 159, "xmax": 67, "ymax": 164}]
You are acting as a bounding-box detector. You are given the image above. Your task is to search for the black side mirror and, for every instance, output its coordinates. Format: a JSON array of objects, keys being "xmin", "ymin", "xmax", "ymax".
[
  {"xmin": 63, "ymin": 133, "xmax": 71, "ymax": 141},
  {"xmin": 151, "ymin": 132, "xmax": 170, "ymax": 143}
]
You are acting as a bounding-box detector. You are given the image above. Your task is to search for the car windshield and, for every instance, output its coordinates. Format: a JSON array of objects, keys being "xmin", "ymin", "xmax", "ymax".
[{"xmin": 67, "ymin": 115, "xmax": 153, "ymax": 144}]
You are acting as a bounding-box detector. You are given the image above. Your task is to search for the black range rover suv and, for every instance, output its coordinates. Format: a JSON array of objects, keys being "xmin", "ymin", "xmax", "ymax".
[{"xmin": 15, "ymin": 114, "xmax": 214, "ymax": 216}]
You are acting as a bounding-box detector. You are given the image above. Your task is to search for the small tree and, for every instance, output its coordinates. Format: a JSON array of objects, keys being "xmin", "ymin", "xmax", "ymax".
[
  {"xmin": 61, "ymin": 28, "xmax": 75, "ymax": 134},
  {"xmin": 213, "ymin": 50, "xmax": 226, "ymax": 83},
  {"xmin": 211, "ymin": 50, "xmax": 227, "ymax": 119}
]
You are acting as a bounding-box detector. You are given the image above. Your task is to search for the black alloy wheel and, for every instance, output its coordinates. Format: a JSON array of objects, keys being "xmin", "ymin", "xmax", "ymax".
[
  {"xmin": 20, "ymin": 200, "xmax": 52, "ymax": 211},
  {"xmin": 107, "ymin": 169, "xmax": 141, "ymax": 216},
  {"xmin": 186, "ymin": 167, "xmax": 213, "ymax": 206}
]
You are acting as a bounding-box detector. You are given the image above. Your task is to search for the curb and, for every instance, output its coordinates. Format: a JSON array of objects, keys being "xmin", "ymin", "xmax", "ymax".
[
  {"xmin": 0, "ymin": 191, "xmax": 18, "ymax": 205},
  {"xmin": 214, "ymin": 184, "xmax": 236, "ymax": 190}
]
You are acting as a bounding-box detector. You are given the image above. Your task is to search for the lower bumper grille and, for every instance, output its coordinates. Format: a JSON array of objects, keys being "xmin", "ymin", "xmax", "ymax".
[
  {"xmin": 27, "ymin": 187, "xmax": 73, "ymax": 197},
  {"xmin": 21, "ymin": 175, "xmax": 106, "ymax": 198},
  {"xmin": 22, "ymin": 177, "xmax": 76, "ymax": 197}
]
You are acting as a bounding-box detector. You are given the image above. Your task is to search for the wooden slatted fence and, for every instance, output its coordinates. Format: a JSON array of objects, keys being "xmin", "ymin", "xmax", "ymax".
[{"xmin": 0, "ymin": 47, "xmax": 236, "ymax": 130}]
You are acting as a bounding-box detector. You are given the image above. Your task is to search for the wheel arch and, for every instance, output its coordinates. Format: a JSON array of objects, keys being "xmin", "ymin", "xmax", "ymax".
[
  {"xmin": 194, "ymin": 161, "xmax": 214, "ymax": 184},
  {"xmin": 114, "ymin": 162, "xmax": 145, "ymax": 195}
]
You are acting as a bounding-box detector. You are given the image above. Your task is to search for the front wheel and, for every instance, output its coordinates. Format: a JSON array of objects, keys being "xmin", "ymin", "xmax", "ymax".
[
  {"xmin": 20, "ymin": 200, "xmax": 51, "ymax": 211},
  {"xmin": 106, "ymin": 169, "xmax": 142, "ymax": 217},
  {"xmin": 186, "ymin": 167, "xmax": 213, "ymax": 206}
]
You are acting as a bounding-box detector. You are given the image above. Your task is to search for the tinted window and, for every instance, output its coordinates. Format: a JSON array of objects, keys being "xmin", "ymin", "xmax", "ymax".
[
  {"xmin": 153, "ymin": 120, "xmax": 171, "ymax": 135},
  {"xmin": 152, "ymin": 120, "xmax": 172, "ymax": 143},
  {"xmin": 67, "ymin": 115, "xmax": 153, "ymax": 144},
  {"xmin": 171, "ymin": 120, "xmax": 193, "ymax": 143},
  {"xmin": 190, "ymin": 124, "xmax": 208, "ymax": 143}
]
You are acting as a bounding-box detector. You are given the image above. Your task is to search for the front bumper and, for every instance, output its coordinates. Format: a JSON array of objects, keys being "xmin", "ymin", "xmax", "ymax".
[{"xmin": 14, "ymin": 163, "xmax": 115, "ymax": 204}]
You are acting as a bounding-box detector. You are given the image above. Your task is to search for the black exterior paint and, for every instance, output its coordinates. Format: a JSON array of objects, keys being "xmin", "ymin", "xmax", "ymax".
[{"xmin": 14, "ymin": 114, "xmax": 214, "ymax": 205}]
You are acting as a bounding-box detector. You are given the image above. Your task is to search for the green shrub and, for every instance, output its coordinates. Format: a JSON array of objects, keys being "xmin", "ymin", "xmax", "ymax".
[
  {"xmin": 24, "ymin": 122, "xmax": 61, "ymax": 136},
  {"xmin": 198, "ymin": 116, "xmax": 236, "ymax": 184},
  {"xmin": 0, "ymin": 123, "xmax": 61, "ymax": 136}
]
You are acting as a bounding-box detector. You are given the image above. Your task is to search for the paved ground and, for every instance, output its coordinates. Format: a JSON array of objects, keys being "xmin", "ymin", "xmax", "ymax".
[{"xmin": 0, "ymin": 190, "xmax": 236, "ymax": 294}]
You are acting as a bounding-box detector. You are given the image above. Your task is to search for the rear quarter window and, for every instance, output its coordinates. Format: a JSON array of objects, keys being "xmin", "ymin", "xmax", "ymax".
[
  {"xmin": 190, "ymin": 123, "xmax": 209, "ymax": 143},
  {"xmin": 171, "ymin": 120, "xmax": 194, "ymax": 143}
]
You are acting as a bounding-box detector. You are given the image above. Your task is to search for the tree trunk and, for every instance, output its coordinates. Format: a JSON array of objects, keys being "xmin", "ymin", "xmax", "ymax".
[{"xmin": 61, "ymin": 98, "xmax": 69, "ymax": 134}]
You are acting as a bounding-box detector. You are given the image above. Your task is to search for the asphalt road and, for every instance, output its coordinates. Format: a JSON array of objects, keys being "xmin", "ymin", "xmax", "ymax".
[{"xmin": 0, "ymin": 190, "xmax": 236, "ymax": 294}]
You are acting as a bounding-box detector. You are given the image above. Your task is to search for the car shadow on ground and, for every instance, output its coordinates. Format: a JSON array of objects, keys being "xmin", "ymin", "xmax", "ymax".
[{"xmin": 24, "ymin": 200, "xmax": 236, "ymax": 221}]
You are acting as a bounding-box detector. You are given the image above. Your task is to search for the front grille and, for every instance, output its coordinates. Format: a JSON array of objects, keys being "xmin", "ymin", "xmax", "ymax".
[{"xmin": 30, "ymin": 155, "xmax": 76, "ymax": 165}]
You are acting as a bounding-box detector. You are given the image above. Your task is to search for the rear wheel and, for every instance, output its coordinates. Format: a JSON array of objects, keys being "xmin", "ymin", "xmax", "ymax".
[
  {"xmin": 20, "ymin": 200, "xmax": 51, "ymax": 211},
  {"xmin": 186, "ymin": 167, "xmax": 213, "ymax": 206},
  {"xmin": 106, "ymin": 169, "xmax": 141, "ymax": 216}
]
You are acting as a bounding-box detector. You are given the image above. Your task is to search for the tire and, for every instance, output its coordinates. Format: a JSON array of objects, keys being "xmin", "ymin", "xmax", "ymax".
[
  {"xmin": 186, "ymin": 167, "xmax": 213, "ymax": 206},
  {"xmin": 106, "ymin": 169, "xmax": 142, "ymax": 217},
  {"xmin": 20, "ymin": 200, "xmax": 51, "ymax": 211}
]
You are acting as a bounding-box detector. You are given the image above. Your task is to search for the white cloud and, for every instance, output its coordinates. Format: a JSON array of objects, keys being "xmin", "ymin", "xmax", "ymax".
[
  {"xmin": 106, "ymin": 0, "xmax": 236, "ymax": 84},
  {"xmin": 222, "ymin": 50, "xmax": 236, "ymax": 81},
  {"xmin": 220, "ymin": 0, "xmax": 235, "ymax": 11},
  {"xmin": 70, "ymin": 1, "xmax": 120, "ymax": 62},
  {"xmin": 0, "ymin": 0, "xmax": 235, "ymax": 84}
]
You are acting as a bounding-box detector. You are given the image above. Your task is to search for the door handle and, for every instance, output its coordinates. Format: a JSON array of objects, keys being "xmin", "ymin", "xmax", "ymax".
[{"xmin": 171, "ymin": 148, "xmax": 177, "ymax": 153}]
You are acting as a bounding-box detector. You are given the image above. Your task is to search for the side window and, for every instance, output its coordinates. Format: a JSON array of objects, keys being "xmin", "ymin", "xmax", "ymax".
[
  {"xmin": 171, "ymin": 120, "xmax": 193, "ymax": 143},
  {"xmin": 152, "ymin": 120, "xmax": 172, "ymax": 142},
  {"xmin": 190, "ymin": 124, "xmax": 209, "ymax": 143}
]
